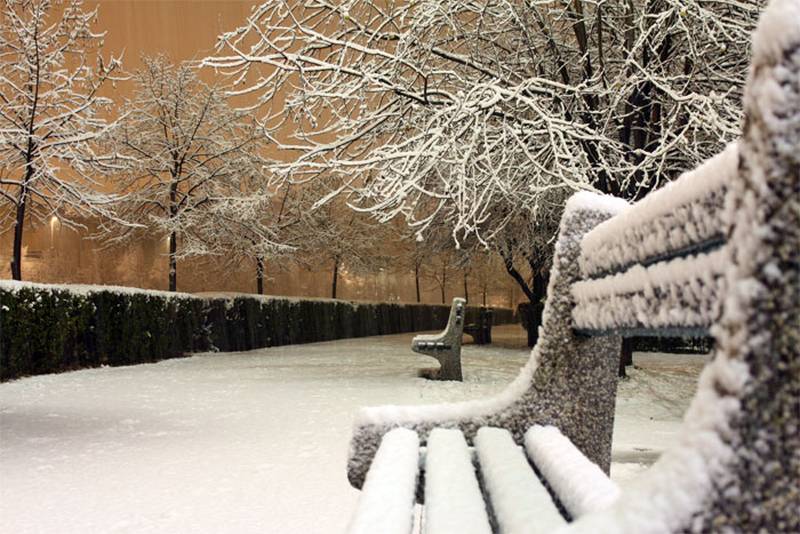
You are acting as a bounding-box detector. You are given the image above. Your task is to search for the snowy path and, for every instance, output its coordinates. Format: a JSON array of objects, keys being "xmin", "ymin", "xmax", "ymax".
[{"xmin": 0, "ymin": 326, "xmax": 705, "ymax": 533}]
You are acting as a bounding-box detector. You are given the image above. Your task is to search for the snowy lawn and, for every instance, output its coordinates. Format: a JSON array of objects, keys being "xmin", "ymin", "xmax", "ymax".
[{"xmin": 0, "ymin": 325, "xmax": 706, "ymax": 533}]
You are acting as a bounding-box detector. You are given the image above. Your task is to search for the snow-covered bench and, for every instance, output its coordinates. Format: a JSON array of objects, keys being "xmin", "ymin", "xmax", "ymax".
[
  {"xmin": 412, "ymin": 298, "xmax": 466, "ymax": 381},
  {"xmin": 463, "ymin": 307, "xmax": 493, "ymax": 345},
  {"xmin": 346, "ymin": 2, "xmax": 799, "ymax": 532}
]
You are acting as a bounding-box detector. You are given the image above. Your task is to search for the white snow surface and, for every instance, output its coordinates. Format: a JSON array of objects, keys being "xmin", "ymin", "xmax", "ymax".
[
  {"xmin": 564, "ymin": 191, "xmax": 629, "ymax": 215},
  {"xmin": 475, "ymin": 427, "xmax": 566, "ymax": 534},
  {"xmin": 524, "ymin": 426, "xmax": 620, "ymax": 518},
  {"xmin": 752, "ymin": 0, "xmax": 800, "ymax": 64},
  {"xmin": 579, "ymin": 143, "xmax": 737, "ymax": 277},
  {"xmin": 0, "ymin": 328, "xmax": 705, "ymax": 533},
  {"xmin": 571, "ymin": 248, "xmax": 728, "ymax": 331},
  {"xmin": 0, "ymin": 278, "xmax": 198, "ymax": 300},
  {"xmin": 423, "ymin": 428, "xmax": 491, "ymax": 534},
  {"xmin": 346, "ymin": 428, "xmax": 419, "ymax": 534}
]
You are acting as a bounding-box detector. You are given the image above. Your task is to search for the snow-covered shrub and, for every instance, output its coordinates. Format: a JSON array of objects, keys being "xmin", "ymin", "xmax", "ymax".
[{"xmin": 0, "ymin": 281, "xmax": 514, "ymax": 380}]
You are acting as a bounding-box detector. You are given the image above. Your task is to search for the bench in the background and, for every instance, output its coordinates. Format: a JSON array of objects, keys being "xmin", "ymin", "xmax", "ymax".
[
  {"xmin": 411, "ymin": 298, "xmax": 466, "ymax": 381},
  {"xmin": 345, "ymin": 3, "xmax": 800, "ymax": 531}
]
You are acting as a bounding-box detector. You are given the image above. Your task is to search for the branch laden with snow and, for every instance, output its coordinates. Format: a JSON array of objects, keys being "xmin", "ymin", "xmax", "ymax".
[
  {"xmin": 204, "ymin": 0, "xmax": 761, "ymax": 252},
  {"xmin": 0, "ymin": 0, "xmax": 126, "ymax": 280}
]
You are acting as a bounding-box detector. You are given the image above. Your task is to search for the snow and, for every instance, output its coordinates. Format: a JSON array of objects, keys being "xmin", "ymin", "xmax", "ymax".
[
  {"xmin": 0, "ymin": 327, "xmax": 705, "ymax": 533},
  {"xmin": 347, "ymin": 428, "xmax": 419, "ymax": 534},
  {"xmin": 524, "ymin": 426, "xmax": 620, "ymax": 518},
  {"xmin": 579, "ymin": 143, "xmax": 737, "ymax": 278},
  {"xmin": 0, "ymin": 279, "xmax": 198, "ymax": 301},
  {"xmin": 752, "ymin": 0, "xmax": 800, "ymax": 64},
  {"xmin": 571, "ymin": 248, "xmax": 728, "ymax": 331},
  {"xmin": 0, "ymin": 280, "xmax": 483, "ymax": 311},
  {"xmin": 564, "ymin": 191, "xmax": 629, "ymax": 216},
  {"xmin": 474, "ymin": 427, "xmax": 566, "ymax": 533},
  {"xmin": 423, "ymin": 428, "xmax": 492, "ymax": 534}
]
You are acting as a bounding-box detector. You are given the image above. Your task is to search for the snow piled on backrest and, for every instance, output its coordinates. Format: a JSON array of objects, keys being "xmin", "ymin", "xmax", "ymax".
[
  {"xmin": 564, "ymin": 191, "xmax": 629, "ymax": 215},
  {"xmin": 752, "ymin": 0, "xmax": 800, "ymax": 62},
  {"xmin": 580, "ymin": 143, "xmax": 738, "ymax": 276},
  {"xmin": 584, "ymin": 143, "xmax": 737, "ymax": 247}
]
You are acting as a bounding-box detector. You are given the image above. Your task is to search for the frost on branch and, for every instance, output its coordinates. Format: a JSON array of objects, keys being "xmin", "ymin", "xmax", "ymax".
[
  {"xmin": 204, "ymin": 0, "xmax": 760, "ymax": 252},
  {"xmin": 0, "ymin": 0, "xmax": 126, "ymax": 281}
]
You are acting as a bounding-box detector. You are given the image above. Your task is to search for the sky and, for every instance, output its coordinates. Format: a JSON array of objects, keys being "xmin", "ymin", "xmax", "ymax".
[{"xmin": 88, "ymin": 0, "xmax": 260, "ymax": 72}]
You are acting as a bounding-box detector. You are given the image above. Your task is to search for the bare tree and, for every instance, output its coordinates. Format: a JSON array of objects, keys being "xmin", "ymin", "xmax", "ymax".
[
  {"xmin": 0, "ymin": 0, "xmax": 124, "ymax": 280},
  {"xmin": 106, "ymin": 56, "xmax": 272, "ymax": 292},
  {"xmin": 173, "ymin": 184, "xmax": 298, "ymax": 295},
  {"xmin": 292, "ymin": 187, "xmax": 387, "ymax": 299},
  {"xmin": 205, "ymin": 0, "xmax": 762, "ymax": 302}
]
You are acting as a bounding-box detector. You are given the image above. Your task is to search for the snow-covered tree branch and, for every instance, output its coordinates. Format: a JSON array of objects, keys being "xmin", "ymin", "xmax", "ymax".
[
  {"xmin": 0, "ymin": 0, "xmax": 125, "ymax": 280},
  {"xmin": 205, "ymin": 0, "xmax": 762, "ymax": 302},
  {"xmin": 105, "ymin": 56, "xmax": 283, "ymax": 292}
]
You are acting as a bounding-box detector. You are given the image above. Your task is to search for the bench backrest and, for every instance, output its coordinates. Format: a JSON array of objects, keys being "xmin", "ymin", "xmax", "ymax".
[
  {"xmin": 566, "ymin": 3, "xmax": 800, "ymax": 530},
  {"xmin": 347, "ymin": 3, "xmax": 798, "ymax": 531},
  {"xmin": 572, "ymin": 143, "xmax": 737, "ymax": 339}
]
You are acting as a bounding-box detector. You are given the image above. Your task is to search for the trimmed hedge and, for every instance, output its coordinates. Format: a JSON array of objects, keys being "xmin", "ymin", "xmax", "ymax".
[{"xmin": 0, "ymin": 282, "xmax": 514, "ymax": 381}]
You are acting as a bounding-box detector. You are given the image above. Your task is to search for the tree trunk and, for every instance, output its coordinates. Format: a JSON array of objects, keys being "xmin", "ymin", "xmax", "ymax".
[
  {"xmin": 331, "ymin": 257, "xmax": 340, "ymax": 299},
  {"xmin": 463, "ymin": 272, "xmax": 469, "ymax": 303},
  {"xmin": 11, "ymin": 193, "xmax": 27, "ymax": 281},
  {"xmin": 168, "ymin": 231, "xmax": 177, "ymax": 292},
  {"xmin": 256, "ymin": 255, "xmax": 265, "ymax": 295},
  {"xmin": 482, "ymin": 286, "xmax": 487, "ymax": 306},
  {"xmin": 440, "ymin": 264, "xmax": 446, "ymax": 304},
  {"xmin": 168, "ymin": 178, "xmax": 179, "ymax": 292},
  {"xmin": 414, "ymin": 263, "xmax": 421, "ymax": 303}
]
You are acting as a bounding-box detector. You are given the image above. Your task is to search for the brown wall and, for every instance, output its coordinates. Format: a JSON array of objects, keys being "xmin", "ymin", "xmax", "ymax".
[{"xmin": 0, "ymin": 220, "xmax": 522, "ymax": 307}]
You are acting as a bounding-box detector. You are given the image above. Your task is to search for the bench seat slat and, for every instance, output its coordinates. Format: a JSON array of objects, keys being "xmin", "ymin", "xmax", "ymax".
[
  {"xmin": 424, "ymin": 428, "xmax": 492, "ymax": 534},
  {"xmin": 475, "ymin": 427, "xmax": 566, "ymax": 534},
  {"xmin": 524, "ymin": 426, "xmax": 620, "ymax": 518},
  {"xmin": 347, "ymin": 428, "xmax": 420, "ymax": 534}
]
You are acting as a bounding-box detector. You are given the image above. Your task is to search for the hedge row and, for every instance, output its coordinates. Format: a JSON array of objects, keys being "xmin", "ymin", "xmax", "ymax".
[{"xmin": 0, "ymin": 282, "xmax": 514, "ymax": 381}]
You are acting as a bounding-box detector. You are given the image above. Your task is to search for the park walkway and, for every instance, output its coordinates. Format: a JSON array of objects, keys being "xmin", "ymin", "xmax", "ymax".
[{"xmin": 0, "ymin": 326, "xmax": 703, "ymax": 533}]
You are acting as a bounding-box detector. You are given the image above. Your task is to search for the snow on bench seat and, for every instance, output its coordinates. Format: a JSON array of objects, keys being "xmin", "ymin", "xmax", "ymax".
[
  {"xmin": 424, "ymin": 428, "xmax": 491, "ymax": 534},
  {"xmin": 524, "ymin": 426, "xmax": 620, "ymax": 518},
  {"xmin": 347, "ymin": 428, "xmax": 419, "ymax": 534},
  {"xmin": 474, "ymin": 427, "xmax": 566, "ymax": 534}
]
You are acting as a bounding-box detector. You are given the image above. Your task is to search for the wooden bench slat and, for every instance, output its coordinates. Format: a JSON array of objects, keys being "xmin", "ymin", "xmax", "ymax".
[
  {"xmin": 475, "ymin": 427, "xmax": 566, "ymax": 534},
  {"xmin": 424, "ymin": 428, "xmax": 492, "ymax": 534},
  {"xmin": 347, "ymin": 428, "xmax": 420, "ymax": 534},
  {"xmin": 571, "ymin": 247, "xmax": 727, "ymax": 335},
  {"xmin": 579, "ymin": 143, "xmax": 737, "ymax": 279},
  {"xmin": 524, "ymin": 426, "xmax": 620, "ymax": 518}
]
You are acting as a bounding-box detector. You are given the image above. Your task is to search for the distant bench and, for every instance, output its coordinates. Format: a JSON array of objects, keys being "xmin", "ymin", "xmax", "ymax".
[
  {"xmin": 411, "ymin": 301, "xmax": 497, "ymax": 381},
  {"xmin": 411, "ymin": 298, "xmax": 466, "ymax": 381},
  {"xmin": 344, "ymin": 5, "xmax": 799, "ymax": 531},
  {"xmin": 463, "ymin": 307, "xmax": 493, "ymax": 345}
]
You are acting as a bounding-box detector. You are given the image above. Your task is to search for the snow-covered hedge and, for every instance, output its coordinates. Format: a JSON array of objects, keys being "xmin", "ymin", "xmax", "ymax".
[{"xmin": 0, "ymin": 281, "xmax": 514, "ymax": 381}]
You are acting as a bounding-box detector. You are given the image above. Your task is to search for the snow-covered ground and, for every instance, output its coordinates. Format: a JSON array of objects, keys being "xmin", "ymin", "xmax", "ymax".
[{"xmin": 0, "ymin": 325, "xmax": 706, "ymax": 533}]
